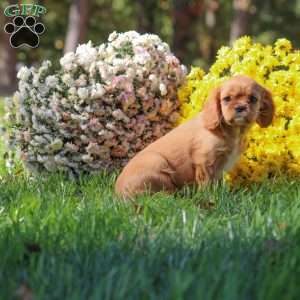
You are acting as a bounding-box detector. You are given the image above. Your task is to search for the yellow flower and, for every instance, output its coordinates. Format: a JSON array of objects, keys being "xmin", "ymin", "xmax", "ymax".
[
  {"xmin": 187, "ymin": 67, "xmax": 205, "ymax": 81},
  {"xmin": 232, "ymin": 36, "xmax": 252, "ymax": 54},
  {"xmin": 275, "ymin": 38, "xmax": 292, "ymax": 53},
  {"xmin": 177, "ymin": 37, "xmax": 300, "ymax": 184}
]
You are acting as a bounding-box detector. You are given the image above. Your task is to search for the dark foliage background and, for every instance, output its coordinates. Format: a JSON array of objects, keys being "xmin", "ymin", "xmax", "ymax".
[{"xmin": 1, "ymin": 0, "xmax": 300, "ymax": 93}]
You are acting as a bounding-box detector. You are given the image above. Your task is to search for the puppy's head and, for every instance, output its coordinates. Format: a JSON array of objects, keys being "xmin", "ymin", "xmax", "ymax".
[{"xmin": 202, "ymin": 75, "xmax": 275, "ymax": 130}]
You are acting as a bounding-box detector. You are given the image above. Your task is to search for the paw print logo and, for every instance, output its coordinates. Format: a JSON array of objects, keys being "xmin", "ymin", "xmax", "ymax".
[{"xmin": 4, "ymin": 16, "xmax": 45, "ymax": 48}]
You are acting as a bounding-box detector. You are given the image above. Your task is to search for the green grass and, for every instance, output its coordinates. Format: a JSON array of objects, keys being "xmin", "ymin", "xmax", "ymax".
[
  {"xmin": 1, "ymin": 173, "xmax": 300, "ymax": 299},
  {"xmin": 1, "ymin": 97, "xmax": 300, "ymax": 299}
]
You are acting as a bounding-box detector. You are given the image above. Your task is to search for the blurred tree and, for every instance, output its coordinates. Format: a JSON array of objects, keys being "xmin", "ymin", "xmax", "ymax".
[
  {"xmin": 136, "ymin": 0, "xmax": 157, "ymax": 33},
  {"xmin": 0, "ymin": 0, "xmax": 17, "ymax": 94},
  {"xmin": 230, "ymin": 0, "xmax": 253, "ymax": 43},
  {"xmin": 64, "ymin": 0, "xmax": 89, "ymax": 53},
  {"xmin": 252, "ymin": 0, "xmax": 300, "ymax": 45},
  {"xmin": 88, "ymin": 0, "xmax": 136, "ymax": 45},
  {"xmin": 172, "ymin": 0, "xmax": 204, "ymax": 63},
  {"xmin": 2, "ymin": 0, "xmax": 300, "ymax": 95},
  {"xmin": 199, "ymin": 0, "xmax": 220, "ymax": 65}
]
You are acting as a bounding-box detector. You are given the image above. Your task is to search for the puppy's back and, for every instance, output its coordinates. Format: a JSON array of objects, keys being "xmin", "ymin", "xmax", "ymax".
[{"xmin": 140, "ymin": 114, "xmax": 201, "ymax": 157}]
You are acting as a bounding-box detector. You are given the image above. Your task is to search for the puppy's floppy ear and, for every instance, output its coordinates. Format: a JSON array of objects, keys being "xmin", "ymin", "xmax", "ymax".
[
  {"xmin": 256, "ymin": 89, "xmax": 275, "ymax": 128},
  {"xmin": 202, "ymin": 87, "xmax": 222, "ymax": 130}
]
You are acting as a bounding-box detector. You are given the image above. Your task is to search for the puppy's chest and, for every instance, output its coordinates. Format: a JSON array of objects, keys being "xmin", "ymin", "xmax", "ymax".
[{"xmin": 223, "ymin": 140, "xmax": 241, "ymax": 172}]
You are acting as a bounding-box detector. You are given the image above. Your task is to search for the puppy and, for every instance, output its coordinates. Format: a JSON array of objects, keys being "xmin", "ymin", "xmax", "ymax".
[{"xmin": 115, "ymin": 75, "xmax": 275, "ymax": 199}]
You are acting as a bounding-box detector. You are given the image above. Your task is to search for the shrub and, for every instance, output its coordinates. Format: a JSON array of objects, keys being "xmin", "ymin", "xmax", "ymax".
[
  {"xmin": 178, "ymin": 37, "xmax": 300, "ymax": 184},
  {"xmin": 4, "ymin": 31, "xmax": 186, "ymax": 175}
]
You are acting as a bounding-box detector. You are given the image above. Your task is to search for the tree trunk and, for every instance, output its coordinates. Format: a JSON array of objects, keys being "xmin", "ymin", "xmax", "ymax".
[
  {"xmin": 230, "ymin": 0, "xmax": 253, "ymax": 44},
  {"xmin": 202, "ymin": 0, "xmax": 219, "ymax": 64},
  {"xmin": 172, "ymin": 0, "xmax": 203, "ymax": 63},
  {"xmin": 0, "ymin": 2, "xmax": 17, "ymax": 94},
  {"xmin": 64, "ymin": 0, "xmax": 89, "ymax": 54}
]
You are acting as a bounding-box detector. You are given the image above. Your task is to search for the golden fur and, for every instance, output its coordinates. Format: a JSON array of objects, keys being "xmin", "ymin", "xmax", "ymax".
[{"xmin": 115, "ymin": 75, "xmax": 275, "ymax": 199}]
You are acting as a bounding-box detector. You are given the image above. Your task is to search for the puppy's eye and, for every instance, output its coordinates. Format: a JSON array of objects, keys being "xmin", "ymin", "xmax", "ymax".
[
  {"xmin": 249, "ymin": 95, "xmax": 258, "ymax": 103},
  {"xmin": 223, "ymin": 96, "xmax": 231, "ymax": 102}
]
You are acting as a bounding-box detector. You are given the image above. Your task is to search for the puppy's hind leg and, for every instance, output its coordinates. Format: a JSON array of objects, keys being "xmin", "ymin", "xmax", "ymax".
[
  {"xmin": 118, "ymin": 172, "xmax": 176, "ymax": 200},
  {"xmin": 143, "ymin": 172, "xmax": 177, "ymax": 194},
  {"xmin": 115, "ymin": 152, "xmax": 177, "ymax": 199}
]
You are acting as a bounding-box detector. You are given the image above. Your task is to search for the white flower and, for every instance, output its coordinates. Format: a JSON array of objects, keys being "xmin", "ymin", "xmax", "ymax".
[
  {"xmin": 68, "ymin": 87, "xmax": 77, "ymax": 95},
  {"xmin": 54, "ymin": 154, "xmax": 69, "ymax": 165},
  {"xmin": 122, "ymin": 31, "xmax": 139, "ymax": 41},
  {"xmin": 108, "ymin": 31, "xmax": 118, "ymax": 42},
  {"xmin": 40, "ymin": 60, "xmax": 52, "ymax": 70},
  {"xmin": 98, "ymin": 44, "xmax": 106, "ymax": 53},
  {"xmin": 159, "ymin": 83, "xmax": 167, "ymax": 95},
  {"xmin": 98, "ymin": 64, "xmax": 109, "ymax": 80},
  {"xmin": 81, "ymin": 154, "xmax": 93, "ymax": 163},
  {"xmin": 60, "ymin": 52, "xmax": 76, "ymax": 70},
  {"xmin": 77, "ymin": 87, "xmax": 89, "ymax": 100},
  {"xmin": 8, "ymin": 31, "xmax": 187, "ymax": 175},
  {"xmin": 135, "ymin": 52, "xmax": 151, "ymax": 65},
  {"xmin": 34, "ymin": 135, "xmax": 48, "ymax": 144},
  {"xmin": 106, "ymin": 45, "xmax": 114, "ymax": 56},
  {"xmin": 45, "ymin": 75, "xmax": 59, "ymax": 88},
  {"xmin": 76, "ymin": 41, "xmax": 98, "ymax": 69},
  {"xmin": 112, "ymin": 58, "xmax": 126, "ymax": 68},
  {"xmin": 17, "ymin": 66, "xmax": 31, "ymax": 81},
  {"xmin": 29, "ymin": 89, "xmax": 37, "ymax": 99},
  {"xmin": 163, "ymin": 42, "xmax": 170, "ymax": 51},
  {"xmin": 136, "ymin": 69, "xmax": 144, "ymax": 80},
  {"xmin": 157, "ymin": 45, "xmax": 165, "ymax": 52},
  {"xmin": 126, "ymin": 68, "xmax": 135, "ymax": 79},
  {"xmin": 62, "ymin": 74, "xmax": 74, "ymax": 86},
  {"xmin": 91, "ymin": 83, "xmax": 105, "ymax": 98},
  {"xmin": 38, "ymin": 84, "xmax": 50, "ymax": 97},
  {"xmin": 149, "ymin": 74, "xmax": 159, "ymax": 90},
  {"xmin": 181, "ymin": 65, "xmax": 188, "ymax": 76},
  {"xmin": 18, "ymin": 81, "xmax": 29, "ymax": 98},
  {"xmin": 32, "ymin": 73, "xmax": 40, "ymax": 87},
  {"xmin": 65, "ymin": 142, "xmax": 79, "ymax": 152},
  {"xmin": 75, "ymin": 74, "xmax": 87, "ymax": 87}
]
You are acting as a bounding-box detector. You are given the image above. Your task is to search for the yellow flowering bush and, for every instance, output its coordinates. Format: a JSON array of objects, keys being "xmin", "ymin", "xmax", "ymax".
[{"xmin": 178, "ymin": 37, "xmax": 300, "ymax": 184}]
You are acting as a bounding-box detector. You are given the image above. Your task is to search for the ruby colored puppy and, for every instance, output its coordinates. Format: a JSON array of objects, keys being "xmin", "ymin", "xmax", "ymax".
[{"xmin": 115, "ymin": 75, "xmax": 275, "ymax": 199}]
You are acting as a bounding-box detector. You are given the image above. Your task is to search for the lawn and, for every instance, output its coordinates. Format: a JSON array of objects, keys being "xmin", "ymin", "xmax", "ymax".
[{"xmin": 1, "ymin": 98, "xmax": 300, "ymax": 299}]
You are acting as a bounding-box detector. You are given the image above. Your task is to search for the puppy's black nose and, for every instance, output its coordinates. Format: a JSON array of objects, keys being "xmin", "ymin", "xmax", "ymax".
[{"xmin": 235, "ymin": 106, "xmax": 247, "ymax": 113}]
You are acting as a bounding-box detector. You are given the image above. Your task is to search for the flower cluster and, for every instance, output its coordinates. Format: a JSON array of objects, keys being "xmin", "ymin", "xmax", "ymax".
[
  {"xmin": 178, "ymin": 37, "xmax": 300, "ymax": 184},
  {"xmin": 4, "ymin": 31, "xmax": 186, "ymax": 175}
]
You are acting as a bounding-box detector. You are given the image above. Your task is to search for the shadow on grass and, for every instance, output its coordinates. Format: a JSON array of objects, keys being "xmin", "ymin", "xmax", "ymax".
[{"xmin": 1, "ymin": 224, "xmax": 300, "ymax": 300}]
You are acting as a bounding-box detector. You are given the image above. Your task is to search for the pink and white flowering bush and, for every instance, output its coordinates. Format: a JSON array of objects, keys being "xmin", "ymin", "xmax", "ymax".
[{"xmin": 4, "ymin": 31, "xmax": 187, "ymax": 174}]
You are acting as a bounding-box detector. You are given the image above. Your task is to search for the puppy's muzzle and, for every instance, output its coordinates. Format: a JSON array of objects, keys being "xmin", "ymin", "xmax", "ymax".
[{"xmin": 235, "ymin": 105, "xmax": 247, "ymax": 113}]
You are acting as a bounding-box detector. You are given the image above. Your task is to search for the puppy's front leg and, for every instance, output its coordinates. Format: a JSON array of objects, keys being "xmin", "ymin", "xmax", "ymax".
[
  {"xmin": 193, "ymin": 152, "xmax": 225, "ymax": 188},
  {"xmin": 194, "ymin": 163, "xmax": 217, "ymax": 187},
  {"xmin": 239, "ymin": 137, "xmax": 247, "ymax": 153}
]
